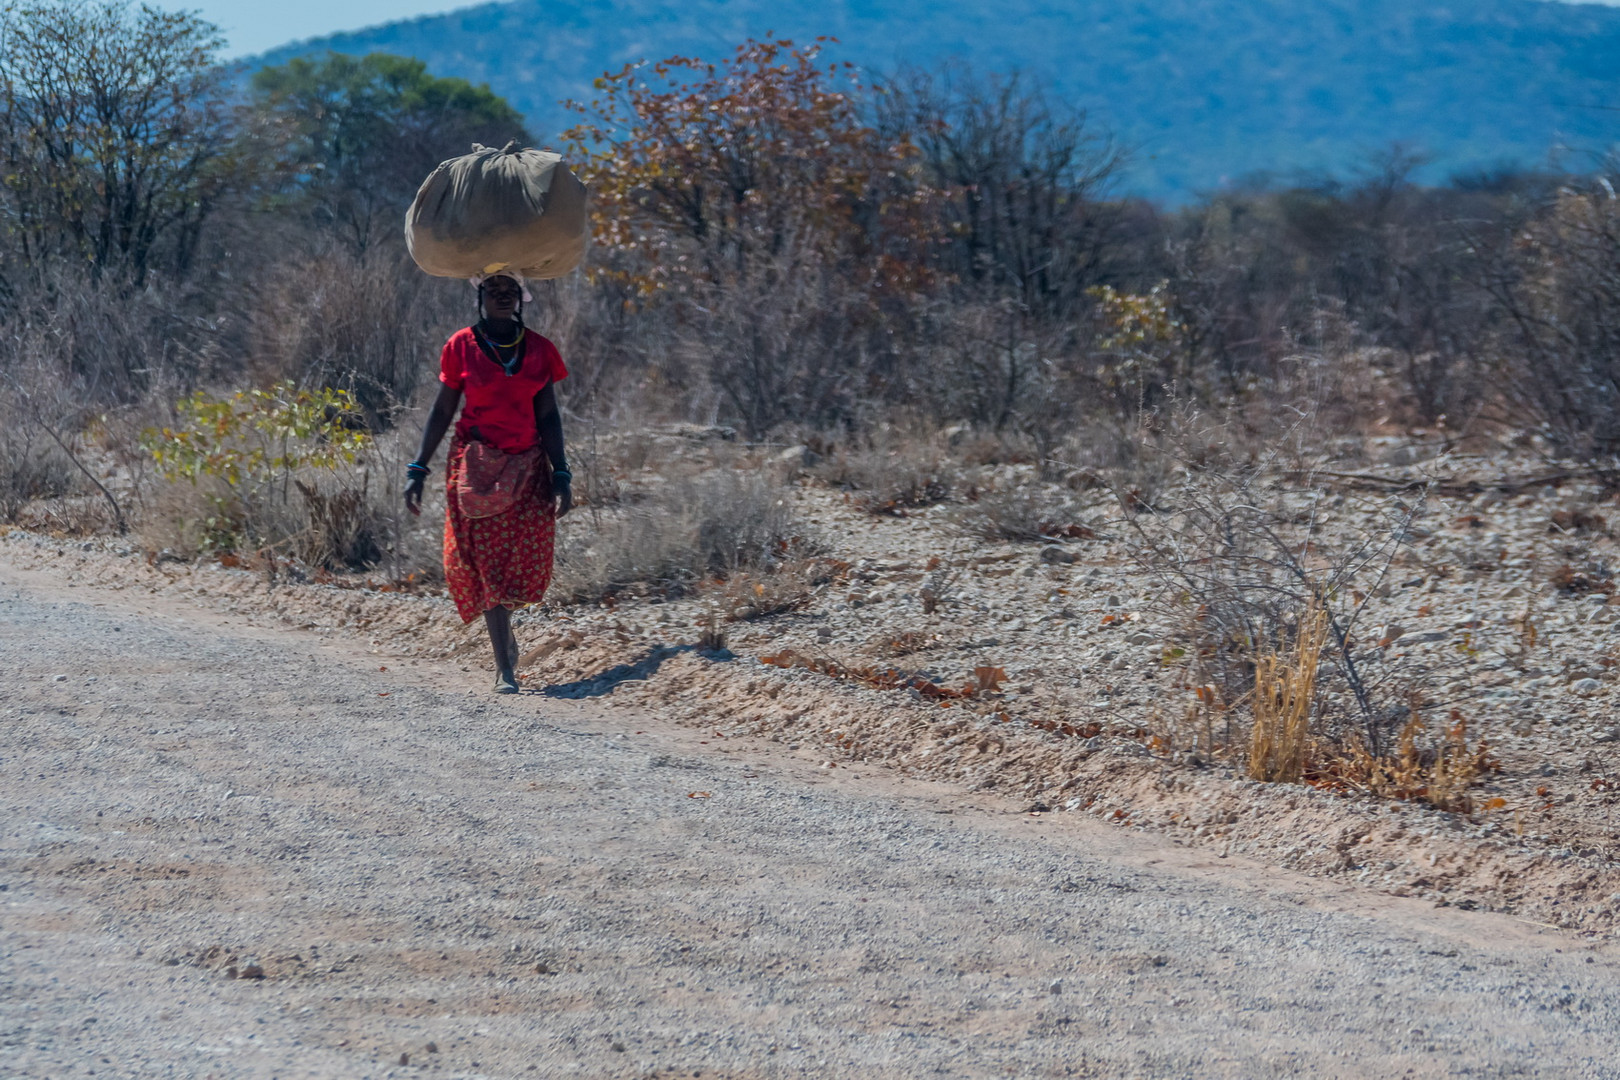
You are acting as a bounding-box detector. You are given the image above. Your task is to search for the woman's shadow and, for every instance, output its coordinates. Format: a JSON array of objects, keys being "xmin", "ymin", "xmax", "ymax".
[{"xmin": 535, "ymin": 642, "xmax": 734, "ymax": 698}]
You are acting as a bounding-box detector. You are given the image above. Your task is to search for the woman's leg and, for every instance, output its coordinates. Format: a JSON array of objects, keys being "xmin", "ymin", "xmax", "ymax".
[{"xmin": 483, "ymin": 605, "xmax": 519, "ymax": 692}]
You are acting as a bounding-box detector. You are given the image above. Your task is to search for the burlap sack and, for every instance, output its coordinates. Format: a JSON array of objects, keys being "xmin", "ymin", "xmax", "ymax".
[{"xmin": 405, "ymin": 142, "xmax": 588, "ymax": 281}]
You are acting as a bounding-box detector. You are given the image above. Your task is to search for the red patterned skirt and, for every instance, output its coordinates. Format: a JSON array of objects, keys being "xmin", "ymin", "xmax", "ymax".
[{"xmin": 443, "ymin": 438, "xmax": 556, "ymax": 623}]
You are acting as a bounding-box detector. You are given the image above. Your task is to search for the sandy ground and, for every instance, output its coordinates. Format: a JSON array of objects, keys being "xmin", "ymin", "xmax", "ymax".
[{"xmin": 4, "ymin": 554, "xmax": 1620, "ymax": 1078}]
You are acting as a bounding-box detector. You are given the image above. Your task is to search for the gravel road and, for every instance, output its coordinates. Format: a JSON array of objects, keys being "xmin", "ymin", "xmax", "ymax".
[{"xmin": 3, "ymin": 560, "xmax": 1619, "ymax": 1079}]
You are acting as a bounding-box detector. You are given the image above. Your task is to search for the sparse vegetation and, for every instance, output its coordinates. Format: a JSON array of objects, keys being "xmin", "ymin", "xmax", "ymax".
[
  {"xmin": 551, "ymin": 467, "xmax": 810, "ymax": 603},
  {"xmin": 4, "ymin": 5, "xmax": 1619, "ymax": 844}
]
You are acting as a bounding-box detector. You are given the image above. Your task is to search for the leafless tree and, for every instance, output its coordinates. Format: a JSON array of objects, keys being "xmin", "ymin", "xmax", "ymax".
[
  {"xmin": 0, "ymin": 0, "xmax": 236, "ymax": 285},
  {"xmin": 874, "ymin": 65, "xmax": 1126, "ymax": 317}
]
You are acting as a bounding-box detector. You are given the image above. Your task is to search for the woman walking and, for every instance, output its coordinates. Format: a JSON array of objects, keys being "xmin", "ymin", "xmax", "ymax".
[{"xmin": 405, "ymin": 272, "xmax": 572, "ymax": 693}]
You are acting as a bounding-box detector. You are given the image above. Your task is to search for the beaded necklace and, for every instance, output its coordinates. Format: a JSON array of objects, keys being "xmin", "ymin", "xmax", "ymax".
[
  {"xmin": 475, "ymin": 321, "xmax": 526, "ymax": 377},
  {"xmin": 480, "ymin": 321, "xmax": 524, "ymax": 349}
]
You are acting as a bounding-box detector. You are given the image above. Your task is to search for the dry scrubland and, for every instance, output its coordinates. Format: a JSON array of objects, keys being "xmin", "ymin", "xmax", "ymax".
[
  {"xmin": 10, "ymin": 410, "xmax": 1620, "ymax": 941},
  {"xmin": 6, "ymin": 3, "xmax": 1620, "ymax": 989}
]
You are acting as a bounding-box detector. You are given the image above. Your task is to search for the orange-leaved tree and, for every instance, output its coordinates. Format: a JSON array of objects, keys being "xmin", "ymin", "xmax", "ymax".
[{"xmin": 561, "ymin": 37, "xmax": 933, "ymax": 294}]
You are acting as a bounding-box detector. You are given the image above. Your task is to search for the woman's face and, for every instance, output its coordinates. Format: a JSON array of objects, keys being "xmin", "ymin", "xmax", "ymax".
[{"xmin": 483, "ymin": 276, "xmax": 522, "ymax": 320}]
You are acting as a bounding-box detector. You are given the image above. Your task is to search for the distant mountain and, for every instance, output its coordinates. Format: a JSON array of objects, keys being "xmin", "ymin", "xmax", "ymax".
[{"xmin": 253, "ymin": 0, "xmax": 1620, "ymax": 200}]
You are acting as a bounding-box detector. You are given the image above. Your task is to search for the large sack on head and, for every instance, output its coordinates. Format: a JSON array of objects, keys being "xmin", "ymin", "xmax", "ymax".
[{"xmin": 405, "ymin": 142, "xmax": 588, "ymax": 281}]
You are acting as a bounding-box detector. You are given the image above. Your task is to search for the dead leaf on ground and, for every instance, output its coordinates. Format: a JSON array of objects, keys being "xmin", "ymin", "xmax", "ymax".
[{"xmin": 974, "ymin": 665, "xmax": 1007, "ymax": 693}]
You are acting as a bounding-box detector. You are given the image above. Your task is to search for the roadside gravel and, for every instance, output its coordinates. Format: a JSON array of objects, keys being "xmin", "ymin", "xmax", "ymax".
[{"xmin": 4, "ymin": 560, "xmax": 1620, "ymax": 1078}]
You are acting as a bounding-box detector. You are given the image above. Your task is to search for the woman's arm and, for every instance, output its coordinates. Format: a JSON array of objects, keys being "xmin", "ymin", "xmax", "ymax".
[
  {"xmin": 533, "ymin": 383, "xmax": 572, "ymax": 518},
  {"xmin": 404, "ymin": 383, "xmax": 462, "ymax": 517}
]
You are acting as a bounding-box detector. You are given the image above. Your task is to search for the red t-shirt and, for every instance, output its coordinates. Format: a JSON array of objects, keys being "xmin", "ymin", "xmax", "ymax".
[{"xmin": 438, "ymin": 327, "xmax": 568, "ymax": 453}]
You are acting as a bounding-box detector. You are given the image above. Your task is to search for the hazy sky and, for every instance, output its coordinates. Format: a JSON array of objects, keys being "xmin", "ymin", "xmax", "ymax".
[
  {"xmin": 195, "ymin": 0, "xmax": 484, "ymax": 57},
  {"xmin": 197, "ymin": 0, "xmax": 1620, "ymax": 58}
]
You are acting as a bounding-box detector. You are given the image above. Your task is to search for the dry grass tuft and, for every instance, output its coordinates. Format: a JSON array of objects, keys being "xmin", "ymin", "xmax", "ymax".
[{"xmin": 1247, "ymin": 600, "xmax": 1329, "ymax": 783}]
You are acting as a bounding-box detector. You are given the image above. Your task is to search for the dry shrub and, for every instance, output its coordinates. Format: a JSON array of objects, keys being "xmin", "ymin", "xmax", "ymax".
[
  {"xmin": 1486, "ymin": 178, "xmax": 1620, "ymax": 453},
  {"xmin": 0, "ymin": 405, "xmax": 78, "ymax": 522},
  {"xmin": 134, "ymin": 462, "xmax": 392, "ymax": 570},
  {"xmin": 813, "ymin": 433, "xmax": 958, "ymax": 515},
  {"xmin": 132, "ymin": 386, "xmax": 426, "ymax": 572},
  {"xmin": 0, "ymin": 282, "xmax": 192, "ymax": 524},
  {"xmin": 1236, "ymin": 598, "xmax": 1492, "ymax": 809},
  {"xmin": 953, "ymin": 479, "xmax": 1085, "ymax": 542},
  {"xmin": 134, "ymin": 474, "xmax": 231, "ymax": 558},
  {"xmin": 248, "ymin": 246, "xmax": 469, "ymax": 425},
  {"xmin": 1124, "ymin": 411, "xmax": 1425, "ymax": 757},
  {"xmin": 714, "ymin": 562, "xmax": 820, "ymax": 621},
  {"xmin": 1329, "ymin": 710, "xmax": 1493, "ymax": 813},
  {"xmin": 1, "ymin": 266, "xmax": 225, "ymax": 404},
  {"xmin": 1123, "ymin": 414, "xmax": 1494, "ymax": 807},
  {"xmin": 552, "ymin": 469, "xmax": 809, "ymax": 602},
  {"xmin": 287, "ymin": 477, "xmax": 385, "ymax": 569}
]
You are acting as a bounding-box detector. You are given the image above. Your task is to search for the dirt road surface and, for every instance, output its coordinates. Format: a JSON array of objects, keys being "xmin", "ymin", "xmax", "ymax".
[{"xmin": 3, "ymin": 557, "xmax": 1618, "ymax": 1079}]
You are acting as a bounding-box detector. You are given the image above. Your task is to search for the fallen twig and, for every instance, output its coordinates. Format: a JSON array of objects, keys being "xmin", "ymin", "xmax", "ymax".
[{"xmin": 1293, "ymin": 468, "xmax": 1618, "ymax": 498}]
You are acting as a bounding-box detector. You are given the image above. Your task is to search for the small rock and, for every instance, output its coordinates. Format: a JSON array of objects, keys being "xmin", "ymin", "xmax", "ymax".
[
  {"xmin": 1040, "ymin": 545, "xmax": 1079, "ymax": 565},
  {"xmin": 52, "ymin": 674, "xmax": 67, "ymax": 682},
  {"xmin": 1126, "ymin": 631, "xmax": 1155, "ymax": 645},
  {"xmin": 399, "ymin": 1052, "xmax": 410, "ymax": 1066},
  {"xmin": 1594, "ymin": 728, "xmax": 1619, "ymax": 744},
  {"xmin": 1572, "ymin": 678, "xmax": 1602, "ymax": 695},
  {"xmin": 425, "ymin": 1042, "xmax": 439, "ymax": 1054},
  {"xmin": 1048, "ymin": 979, "xmax": 1064, "ymax": 994},
  {"xmin": 238, "ymin": 963, "xmax": 265, "ymax": 979},
  {"xmin": 1105, "ymin": 595, "xmax": 1122, "ymax": 608}
]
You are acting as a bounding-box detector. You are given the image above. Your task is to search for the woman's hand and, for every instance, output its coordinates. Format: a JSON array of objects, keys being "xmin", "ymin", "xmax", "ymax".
[
  {"xmin": 406, "ymin": 386, "xmax": 459, "ymax": 517},
  {"xmin": 553, "ymin": 473, "xmax": 573, "ymax": 518},
  {"xmin": 534, "ymin": 385, "xmax": 571, "ymax": 519}
]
